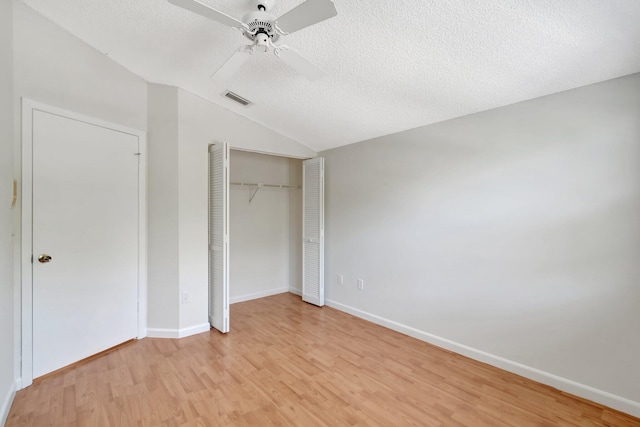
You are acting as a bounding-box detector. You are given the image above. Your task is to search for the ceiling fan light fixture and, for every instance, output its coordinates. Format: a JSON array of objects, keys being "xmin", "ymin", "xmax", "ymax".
[{"xmin": 168, "ymin": 0, "xmax": 337, "ymax": 82}]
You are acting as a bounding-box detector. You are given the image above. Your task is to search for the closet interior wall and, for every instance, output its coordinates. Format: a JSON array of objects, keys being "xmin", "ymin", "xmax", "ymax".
[{"xmin": 229, "ymin": 150, "xmax": 303, "ymax": 303}]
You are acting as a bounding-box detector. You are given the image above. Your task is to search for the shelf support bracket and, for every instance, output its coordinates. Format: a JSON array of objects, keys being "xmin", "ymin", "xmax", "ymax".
[{"xmin": 249, "ymin": 184, "xmax": 262, "ymax": 203}]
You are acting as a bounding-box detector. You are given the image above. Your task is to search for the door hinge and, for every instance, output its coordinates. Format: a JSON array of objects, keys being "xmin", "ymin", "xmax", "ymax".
[
  {"xmin": 31, "ymin": 254, "xmax": 33, "ymax": 264},
  {"xmin": 134, "ymin": 153, "xmax": 141, "ymax": 156}
]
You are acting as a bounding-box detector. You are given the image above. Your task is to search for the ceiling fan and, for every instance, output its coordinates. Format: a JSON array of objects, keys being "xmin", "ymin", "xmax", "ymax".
[{"xmin": 168, "ymin": 0, "xmax": 337, "ymax": 81}]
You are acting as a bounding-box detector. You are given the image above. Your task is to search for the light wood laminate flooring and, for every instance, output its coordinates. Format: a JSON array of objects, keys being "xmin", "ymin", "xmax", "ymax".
[{"xmin": 7, "ymin": 293, "xmax": 640, "ymax": 426}]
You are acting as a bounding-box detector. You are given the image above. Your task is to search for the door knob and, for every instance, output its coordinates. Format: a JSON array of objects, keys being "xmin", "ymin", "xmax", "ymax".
[{"xmin": 38, "ymin": 254, "xmax": 52, "ymax": 263}]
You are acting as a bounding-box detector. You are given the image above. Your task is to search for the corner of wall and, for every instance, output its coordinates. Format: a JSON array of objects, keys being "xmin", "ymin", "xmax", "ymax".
[
  {"xmin": 0, "ymin": 379, "xmax": 17, "ymax": 426},
  {"xmin": 1, "ymin": 0, "xmax": 16, "ymax": 422},
  {"xmin": 320, "ymin": 73, "xmax": 640, "ymax": 417},
  {"xmin": 325, "ymin": 299, "xmax": 640, "ymax": 418},
  {"xmin": 146, "ymin": 323, "xmax": 210, "ymax": 339},
  {"xmin": 288, "ymin": 288, "xmax": 302, "ymax": 296}
]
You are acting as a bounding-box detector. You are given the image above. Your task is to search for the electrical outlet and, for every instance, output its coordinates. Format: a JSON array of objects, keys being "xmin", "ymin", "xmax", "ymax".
[
  {"xmin": 357, "ymin": 279, "xmax": 364, "ymax": 291},
  {"xmin": 181, "ymin": 292, "xmax": 190, "ymax": 304},
  {"xmin": 338, "ymin": 274, "xmax": 344, "ymax": 285}
]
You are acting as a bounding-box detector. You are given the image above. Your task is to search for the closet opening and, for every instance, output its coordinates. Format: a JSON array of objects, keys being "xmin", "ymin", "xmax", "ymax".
[
  {"xmin": 228, "ymin": 149, "xmax": 304, "ymax": 304},
  {"xmin": 208, "ymin": 145, "xmax": 325, "ymax": 333}
]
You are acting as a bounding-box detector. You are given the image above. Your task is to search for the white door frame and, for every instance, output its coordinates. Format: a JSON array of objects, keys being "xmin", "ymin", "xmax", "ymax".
[{"xmin": 20, "ymin": 98, "xmax": 147, "ymax": 388}]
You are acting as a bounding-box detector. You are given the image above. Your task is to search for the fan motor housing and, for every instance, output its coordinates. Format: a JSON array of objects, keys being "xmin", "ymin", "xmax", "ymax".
[{"xmin": 242, "ymin": 11, "xmax": 280, "ymax": 43}]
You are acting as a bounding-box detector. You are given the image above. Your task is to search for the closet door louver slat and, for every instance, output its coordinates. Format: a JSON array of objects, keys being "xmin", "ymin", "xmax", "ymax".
[
  {"xmin": 302, "ymin": 157, "xmax": 324, "ymax": 306},
  {"xmin": 209, "ymin": 143, "xmax": 230, "ymax": 332}
]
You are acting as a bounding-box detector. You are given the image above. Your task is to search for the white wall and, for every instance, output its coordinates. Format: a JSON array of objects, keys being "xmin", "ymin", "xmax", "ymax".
[
  {"xmin": 11, "ymin": 0, "xmax": 148, "ymax": 364},
  {"xmin": 178, "ymin": 90, "xmax": 316, "ymax": 161},
  {"xmin": 147, "ymin": 84, "xmax": 180, "ymax": 330},
  {"xmin": 10, "ymin": 2, "xmax": 314, "ymax": 339},
  {"xmin": 176, "ymin": 90, "xmax": 313, "ymax": 329},
  {"xmin": 0, "ymin": 0, "xmax": 15, "ymax": 423},
  {"xmin": 322, "ymin": 73, "xmax": 640, "ymax": 416},
  {"xmin": 147, "ymin": 87, "xmax": 314, "ymax": 333},
  {"xmin": 229, "ymin": 151, "xmax": 302, "ymax": 302},
  {"xmin": 13, "ymin": 3, "xmax": 147, "ymax": 132}
]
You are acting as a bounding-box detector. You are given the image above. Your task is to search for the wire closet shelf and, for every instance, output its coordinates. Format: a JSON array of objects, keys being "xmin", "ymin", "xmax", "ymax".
[{"xmin": 230, "ymin": 181, "xmax": 301, "ymax": 203}]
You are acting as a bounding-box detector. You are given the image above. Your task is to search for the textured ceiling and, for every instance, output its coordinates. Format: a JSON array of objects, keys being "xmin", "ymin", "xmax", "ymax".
[{"xmin": 21, "ymin": 0, "xmax": 640, "ymax": 152}]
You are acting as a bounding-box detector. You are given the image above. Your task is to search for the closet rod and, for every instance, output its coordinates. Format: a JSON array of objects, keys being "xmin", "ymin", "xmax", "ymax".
[
  {"xmin": 231, "ymin": 182, "xmax": 300, "ymax": 204},
  {"xmin": 230, "ymin": 181, "xmax": 300, "ymax": 189}
]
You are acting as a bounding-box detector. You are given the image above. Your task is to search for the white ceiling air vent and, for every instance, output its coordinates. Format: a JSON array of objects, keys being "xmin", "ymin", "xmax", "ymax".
[{"xmin": 223, "ymin": 90, "xmax": 252, "ymax": 107}]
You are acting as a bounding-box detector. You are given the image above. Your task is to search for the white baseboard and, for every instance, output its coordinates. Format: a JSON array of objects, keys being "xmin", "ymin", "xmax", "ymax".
[
  {"xmin": 147, "ymin": 323, "xmax": 210, "ymax": 339},
  {"xmin": 288, "ymin": 287, "xmax": 302, "ymax": 296},
  {"xmin": 230, "ymin": 287, "xmax": 289, "ymax": 304},
  {"xmin": 178, "ymin": 323, "xmax": 210, "ymax": 338},
  {"xmin": 0, "ymin": 379, "xmax": 18, "ymax": 426},
  {"xmin": 325, "ymin": 299, "xmax": 640, "ymax": 418},
  {"xmin": 144, "ymin": 328, "xmax": 176, "ymax": 339}
]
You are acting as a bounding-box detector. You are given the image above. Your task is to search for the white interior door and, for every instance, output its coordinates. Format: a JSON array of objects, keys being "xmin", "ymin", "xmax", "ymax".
[
  {"xmin": 209, "ymin": 143, "xmax": 230, "ymax": 333},
  {"xmin": 31, "ymin": 108, "xmax": 140, "ymax": 378},
  {"xmin": 302, "ymin": 157, "xmax": 324, "ymax": 306}
]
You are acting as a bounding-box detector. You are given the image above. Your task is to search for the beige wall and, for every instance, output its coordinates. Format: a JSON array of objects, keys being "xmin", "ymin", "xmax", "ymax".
[{"xmin": 322, "ymin": 73, "xmax": 640, "ymax": 416}]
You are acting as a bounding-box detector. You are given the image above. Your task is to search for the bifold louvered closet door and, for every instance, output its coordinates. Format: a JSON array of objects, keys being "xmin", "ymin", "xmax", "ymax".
[
  {"xmin": 209, "ymin": 143, "xmax": 230, "ymax": 333},
  {"xmin": 302, "ymin": 157, "xmax": 325, "ymax": 306}
]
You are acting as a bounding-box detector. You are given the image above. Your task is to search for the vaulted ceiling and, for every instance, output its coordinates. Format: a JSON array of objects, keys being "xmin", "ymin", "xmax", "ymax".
[{"xmin": 21, "ymin": 0, "xmax": 640, "ymax": 151}]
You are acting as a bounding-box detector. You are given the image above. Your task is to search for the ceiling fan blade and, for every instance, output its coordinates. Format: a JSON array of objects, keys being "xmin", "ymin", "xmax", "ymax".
[
  {"xmin": 275, "ymin": 0, "xmax": 337, "ymax": 34},
  {"xmin": 168, "ymin": 0, "xmax": 247, "ymax": 30},
  {"xmin": 211, "ymin": 47, "xmax": 252, "ymax": 82},
  {"xmin": 278, "ymin": 48, "xmax": 325, "ymax": 81}
]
